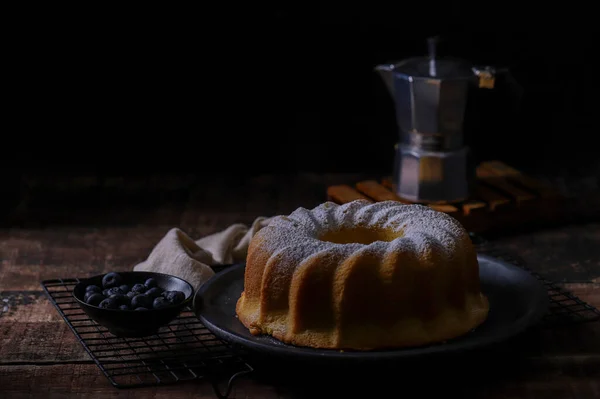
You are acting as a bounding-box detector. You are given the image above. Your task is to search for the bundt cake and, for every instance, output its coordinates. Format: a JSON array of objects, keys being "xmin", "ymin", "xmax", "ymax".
[{"xmin": 235, "ymin": 199, "xmax": 489, "ymax": 350}]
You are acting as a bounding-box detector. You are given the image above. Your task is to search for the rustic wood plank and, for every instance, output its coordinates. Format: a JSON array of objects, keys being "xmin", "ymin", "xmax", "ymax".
[
  {"xmin": 381, "ymin": 176, "xmax": 393, "ymax": 190},
  {"xmin": 0, "ymin": 364, "xmax": 277, "ymax": 398},
  {"xmin": 0, "ymin": 291, "xmax": 94, "ymax": 363},
  {"xmin": 355, "ymin": 180, "xmax": 410, "ymax": 203},
  {"xmin": 326, "ymin": 184, "xmax": 373, "ymax": 204},
  {"xmin": 478, "ymin": 161, "xmax": 528, "ymax": 178},
  {"xmin": 0, "ymin": 321, "xmax": 91, "ymax": 363},
  {"xmin": 2, "ymin": 353, "xmax": 600, "ymax": 399},
  {"xmin": 461, "ymin": 199, "xmax": 488, "ymax": 216},
  {"xmin": 490, "ymin": 223, "xmax": 600, "ymax": 283},
  {"xmin": 476, "ymin": 165, "xmax": 538, "ymax": 204},
  {"xmin": 255, "ymin": 350, "xmax": 600, "ymax": 398},
  {"xmin": 473, "ymin": 183, "xmax": 513, "ymax": 211},
  {"xmin": 0, "ymin": 227, "xmax": 166, "ymax": 291},
  {"xmin": 428, "ymin": 203, "xmax": 460, "ymax": 215},
  {"xmin": 563, "ymin": 283, "xmax": 600, "ymax": 307},
  {"xmin": 480, "ymin": 161, "xmax": 562, "ymax": 198}
]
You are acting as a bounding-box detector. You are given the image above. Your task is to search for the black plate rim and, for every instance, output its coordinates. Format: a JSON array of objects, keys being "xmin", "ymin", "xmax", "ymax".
[{"xmin": 195, "ymin": 253, "xmax": 549, "ymax": 361}]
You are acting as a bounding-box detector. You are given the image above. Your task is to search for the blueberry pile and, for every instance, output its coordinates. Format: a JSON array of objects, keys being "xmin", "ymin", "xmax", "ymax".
[{"xmin": 82, "ymin": 272, "xmax": 186, "ymax": 311}]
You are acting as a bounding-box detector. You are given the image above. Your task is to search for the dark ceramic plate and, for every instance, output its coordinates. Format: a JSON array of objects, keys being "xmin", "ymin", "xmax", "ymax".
[{"xmin": 194, "ymin": 254, "xmax": 548, "ymax": 362}]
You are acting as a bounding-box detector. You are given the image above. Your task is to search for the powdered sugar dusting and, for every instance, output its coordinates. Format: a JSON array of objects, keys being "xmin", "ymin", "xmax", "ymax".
[
  {"xmin": 288, "ymin": 207, "xmax": 321, "ymax": 233},
  {"xmin": 353, "ymin": 200, "xmax": 397, "ymax": 227},
  {"xmin": 267, "ymin": 241, "xmax": 332, "ymax": 274},
  {"xmin": 332, "ymin": 200, "xmax": 367, "ymax": 229},
  {"xmin": 257, "ymin": 199, "xmax": 470, "ymax": 265}
]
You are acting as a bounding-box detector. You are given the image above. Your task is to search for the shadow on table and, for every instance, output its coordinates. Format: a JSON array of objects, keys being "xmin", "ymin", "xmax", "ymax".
[
  {"xmin": 235, "ymin": 325, "xmax": 598, "ymax": 398},
  {"xmin": 245, "ymin": 352, "xmax": 511, "ymax": 397}
]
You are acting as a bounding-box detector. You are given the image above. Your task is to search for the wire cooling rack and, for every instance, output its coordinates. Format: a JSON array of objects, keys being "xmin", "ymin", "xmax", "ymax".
[
  {"xmin": 42, "ymin": 237, "xmax": 600, "ymax": 397},
  {"xmin": 41, "ymin": 278, "xmax": 252, "ymax": 399}
]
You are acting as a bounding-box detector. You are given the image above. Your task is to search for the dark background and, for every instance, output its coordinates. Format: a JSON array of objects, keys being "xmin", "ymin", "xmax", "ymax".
[{"xmin": 3, "ymin": 6, "xmax": 597, "ymax": 178}]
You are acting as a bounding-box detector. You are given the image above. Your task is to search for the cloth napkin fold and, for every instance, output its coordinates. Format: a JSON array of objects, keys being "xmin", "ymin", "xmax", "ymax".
[{"xmin": 133, "ymin": 216, "xmax": 274, "ymax": 290}]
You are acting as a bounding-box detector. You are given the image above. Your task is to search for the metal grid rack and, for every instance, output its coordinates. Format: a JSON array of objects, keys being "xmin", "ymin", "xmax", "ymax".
[
  {"xmin": 42, "ymin": 240, "xmax": 600, "ymax": 398},
  {"xmin": 41, "ymin": 278, "xmax": 253, "ymax": 399}
]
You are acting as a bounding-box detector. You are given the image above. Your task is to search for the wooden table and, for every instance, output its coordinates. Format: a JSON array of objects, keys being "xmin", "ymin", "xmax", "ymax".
[{"xmin": 1, "ymin": 172, "xmax": 599, "ymax": 398}]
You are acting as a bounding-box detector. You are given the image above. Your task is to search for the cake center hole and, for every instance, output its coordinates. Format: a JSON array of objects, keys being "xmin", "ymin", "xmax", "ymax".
[{"xmin": 319, "ymin": 227, "xmax": 402, "ymax": 245}]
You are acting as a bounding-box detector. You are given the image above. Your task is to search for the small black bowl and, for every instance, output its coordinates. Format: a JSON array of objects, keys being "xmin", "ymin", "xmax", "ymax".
[{"xmin": 73, "ymin": 271, "xmax": 194, "ymax": 337}]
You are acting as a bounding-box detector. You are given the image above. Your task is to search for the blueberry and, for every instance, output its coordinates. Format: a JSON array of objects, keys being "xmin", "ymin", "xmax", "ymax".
[
  {"xmin": 131, "ymin": 283, "xmax": 147, "ymax": 294},
  {"xmin": 121, "ymin": 294, "xmax": 132, "ymax": 305},
  {"xmin": 84, "ymin": 291, "xmax": 95, "ymax": 302},
  {"xmin": 105, "ymin": 287, "xmax": 124, "ymax": 297},
  {"xmin": 119, "ymin": 284, "xmax": 130, "ymax": 293},
  {"xmin": 102, "ymin": 272, "xmax": 123, "ymax": 289},
  {"xmin": 98, "ymin": 297, "xmax": 119, "ymax": 309},
  {"xmin": 164, "ymin": 290, "xmax": 185, "ymax": 304},
  {"xmin": 145, "ymin": 287, "xmax": 163, "ymax": 299},
  {"xmin": 109, "ymin": 294, "xmax": 129, "ymax": 306},
  {"xmin": 126, "ymin": 291, "xmax": 136, "ymax": 299},
  {"xmin": 144, "ymin": 278, "xmax": 157, "ymax": 289},
  {"xmin": 119, "ymin": 304, "xmax": 130, "ymax": 311},
  {"xmin": 134, "ymin": 307, "xmax": 148, "ymax": 311},
  {"xmin": 86, "ymin": 285, "xmax": 101, "ymax": 293},
  {"xmin": 87, "ymin": 290, "xmax": 110, "ymax": 303},
  {"xmin": 86, "ymin": 293, "xmax": 105, "ymax": 306},
  {"xmin": 152, "ymin": 296, "xmax": 170, "ymax": 309},
  {"xmin": 131, "ymin": 294, "xmax": 152, "ymax": 309},
  {"xmin": 102, "ymin": 289, "xmax": 110, "ymax": 296}
]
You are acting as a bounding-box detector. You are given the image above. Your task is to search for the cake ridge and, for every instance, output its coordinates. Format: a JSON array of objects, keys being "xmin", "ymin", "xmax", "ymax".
[
  {"xmin": 333, "ymin": 241, "xmax": 388, "ymax": 332},
  {"xmin": 310, "ymin": 202, "xmax": 337, "ymax": 230},
  {"xmin": 288, "ymin": 206, "xmax": 321, "ymax": 232},
  {"xmin": 287, "ymin": 245, "xmax": 360, "ymax": 339},
  {"xmin": 332, "ymin": 200, "xmax": 367, "ymax": 229},
  {"xmin": 258, "ymin": 242, "xmax": 325, "ymax": 318},
  {"xmin": 353, "ymin": 200, "xmax": 397, "ymax": 227}
]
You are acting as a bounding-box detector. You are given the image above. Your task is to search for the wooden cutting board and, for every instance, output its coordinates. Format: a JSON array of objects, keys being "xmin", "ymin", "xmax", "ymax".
[{"xmin": 326, "ymin": 160, "xmax": 566, "ymax": 234}]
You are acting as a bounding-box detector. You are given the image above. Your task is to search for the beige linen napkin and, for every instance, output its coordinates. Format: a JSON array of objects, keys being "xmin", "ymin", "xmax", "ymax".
[{"xmin": 133, "ymin": 216, "xmax": 274, "ymax": 290}]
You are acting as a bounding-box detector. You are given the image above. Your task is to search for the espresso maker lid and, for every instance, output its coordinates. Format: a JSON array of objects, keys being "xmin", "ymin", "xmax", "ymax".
[
  {"xmin": 391, "ymin": 56, "xmax": 475, "ymax": 79},
  {"xmin": 390, "ymin": 36, "xmax": 476, "ymax": 80}
]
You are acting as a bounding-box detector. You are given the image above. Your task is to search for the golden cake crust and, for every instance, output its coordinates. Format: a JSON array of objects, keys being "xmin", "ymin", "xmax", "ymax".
[{"xmin": 235, "ymin": 199, "xmax": 489, "ymax": 350}]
